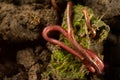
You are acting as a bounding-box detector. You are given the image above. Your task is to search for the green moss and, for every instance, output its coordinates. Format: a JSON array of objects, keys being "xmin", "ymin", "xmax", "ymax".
[{"xmin": 41, "ymin": 4, "xmax": 110, "ymax": 80}]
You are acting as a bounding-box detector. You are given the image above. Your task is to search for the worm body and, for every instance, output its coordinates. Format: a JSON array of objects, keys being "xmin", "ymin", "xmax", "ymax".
[
  {"xmin": 82, "ymin": 8, "xmax": 96, "ymax": 38},
  {"xmin": 42, "ymin": 1, "xmax": 104, "ymax": 74},
  {"xmin": 66, "ymin": 1, "xmax": 104, "ymax": 74}
]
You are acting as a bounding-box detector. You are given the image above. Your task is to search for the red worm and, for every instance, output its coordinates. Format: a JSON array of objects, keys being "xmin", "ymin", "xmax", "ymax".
[
  {"xmin": 42, "ymin": 25, "xmax": 84, "ymax": 60},
  {"xmin": 42, "ymin": 1, "xmax": 104, "ymax": 74},
  {"xmin": 51, "ymin": 0, "xmax": 61, "ymax": 11},
  {"xmin": 82, "ymin": 8, "xmax": 96, "ymax": 38},
  {"xmin": 66, "ymin": 1, "xmax": 104, "ymax": 74}
]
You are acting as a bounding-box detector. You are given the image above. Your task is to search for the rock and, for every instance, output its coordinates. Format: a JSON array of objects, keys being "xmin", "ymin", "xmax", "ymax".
[{"xmin": 17, "ymin": 48, "xmax": 35, "ymax": 69}]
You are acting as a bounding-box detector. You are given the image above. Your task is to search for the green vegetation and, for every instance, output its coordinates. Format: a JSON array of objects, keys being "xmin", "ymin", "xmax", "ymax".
[{"xmin": 41, "ymin": 4, "xmax": 110, "ymax": 80}]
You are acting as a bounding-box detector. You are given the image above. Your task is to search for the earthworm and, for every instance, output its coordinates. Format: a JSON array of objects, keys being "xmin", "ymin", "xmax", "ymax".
[
  {"xmin": 51, "ymin": 0, "xmax": 61, "ymax": 11},
  {"xmin": 66, "ymin": 1, "xmax": 104, "ymax": 74},
  {"xmin": 42, "ymin": 1, "xmax": 104, "ymax": 74},
  {"xmin": 82, "ymin": 8, "xmax": 96, "ymax": 38},
  {"xmin": 42, "ymin": 25, "xmax": 84, "ymax": 60}
]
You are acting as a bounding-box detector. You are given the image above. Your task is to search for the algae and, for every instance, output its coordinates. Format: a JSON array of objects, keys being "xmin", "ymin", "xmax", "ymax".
[{"xmin": 41, "ymin": 4, "xmax": 110, "ymax": 80}]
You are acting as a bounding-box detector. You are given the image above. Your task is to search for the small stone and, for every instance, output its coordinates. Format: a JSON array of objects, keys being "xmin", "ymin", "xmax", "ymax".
[{"xmin": 17, "ymin": 48, "xmax": 35, "ymax": 69}]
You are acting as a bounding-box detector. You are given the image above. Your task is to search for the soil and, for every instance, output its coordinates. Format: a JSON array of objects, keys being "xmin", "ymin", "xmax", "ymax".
[
  {"xmin": 0, "ymin": 0, "xmax": 120, "ymax": 80},
  {"xmin": 0, "ymin": 0, "xmax": 57, "ymax": 80}
]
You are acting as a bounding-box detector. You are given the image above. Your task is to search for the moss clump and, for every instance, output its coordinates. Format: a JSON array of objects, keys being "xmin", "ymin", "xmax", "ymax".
[{"xmin": 41, "ymin": 4, "xmax": 110, "ymax": 80}]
